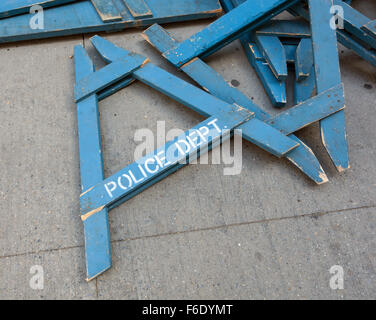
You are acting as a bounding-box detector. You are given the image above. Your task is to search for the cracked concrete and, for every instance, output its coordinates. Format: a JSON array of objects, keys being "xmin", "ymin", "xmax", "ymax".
[{"xmin": 0, "ymin": 5, "xmax": 375, "ymax": 299}]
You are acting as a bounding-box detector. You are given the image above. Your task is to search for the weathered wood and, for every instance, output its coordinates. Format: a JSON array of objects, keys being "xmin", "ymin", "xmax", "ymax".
[
  {"xmin": 242, "ymin": 33, "xmax": 287, "ymax": 107},
  {"xmin": 0, "ymin": 0, "xmax": 222, "ymax": 44},
  {"xmin": 123, "ymin": 0, "xmax": 153, "ymax": 19},
  {"xmin": 362, "ymin": 19, "xmax": 376, "ymax": 40},
  {"xmin": 294, "ymin": 66, "xmax": 316, "ymax": 105},
  {"xmin": 295, "ymin": 38, "xmax": 313, "ymax": 81},
  {"xmin": 74, "ymin": 53, "xmax": 148, "ymax": 102},
  {"xmin": 162, "ymin": 0, "xmax": 300, "ymax": 67},
  {"xmin": 284, "ymin": 44, "xmax": 297, "ymax": 64},
  {"xmin": 309, "ymin": 0, "xmax": 349, "ymax": 172},
  {"xmin": 266, "ymin": 84, "xmax": 344, "ymax": 135},
  {"xmin": 255, "ymin": 35, "xmax": 288, "ymax": 81},
  {"xmin": 252, "ymin": 58, "xmax": 287, "ymax": 107},
  {"xmin": 90, "ymin": 0, "xmax": 122, "ymax": 22},
  {"xmin": 74, "ymin": 45, "xmax": 112, "ymax": 281},
  {"xmin": 336, "ymin": 29, "xmax": 376, "ymax": 67},
  {"xmin": 243, "ymin": 32, "xmax": 288, "ymax": 106},
  {"xmin": 256, "ymin": 19, "xmax": 311, "ymax": 38},
  {"xmin": 215, "ymin": 1, "xmax": 349, "ymax": 174}
]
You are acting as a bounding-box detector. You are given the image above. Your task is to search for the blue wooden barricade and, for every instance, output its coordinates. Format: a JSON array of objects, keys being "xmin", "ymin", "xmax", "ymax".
[{"xmin": 74, "ymin": 35, "xmax": 346, "ymax": 279}]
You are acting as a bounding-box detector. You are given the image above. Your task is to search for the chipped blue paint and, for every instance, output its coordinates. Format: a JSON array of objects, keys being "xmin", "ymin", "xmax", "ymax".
[
  {"xmin": 255, "ymin": 34, "xmax": 288, "ymax": 81},
  {"xmin": 162, "ymin": 0, "xmax": 301, "ymax": 67},
  {"xmin": 123, "ymin": 0, "xmax": 153, "ymax": 19},
  {"xmin": 309, "ymin": 0, "xmax": 350, "ymax": 172},
  {"xmin": 74, "ymin": 45, "xmax": 112, "ymax": 281},
  {"xmin": 295, "ymin": 38, "xmax": 313, "ymax": 81}
]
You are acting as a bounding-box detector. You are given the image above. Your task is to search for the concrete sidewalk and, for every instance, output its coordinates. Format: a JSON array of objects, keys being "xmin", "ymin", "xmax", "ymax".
[{"xmin": 0, "ymin": 5, "xmax": 375, "ymax": 299}]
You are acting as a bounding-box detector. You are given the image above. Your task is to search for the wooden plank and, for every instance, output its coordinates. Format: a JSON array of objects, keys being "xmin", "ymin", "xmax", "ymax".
[
  {"xmin": 123, "ymin": 0, "xmax": 153, "ymax": 19},
  {"xmin": 284, "ymin": 44, "xmax": 297, "ymax": 64},
  {"xmin": 90, "ymin": 0, "xmax": 122, "ymax": 22},
  {"xmin": 74, "ymin": 53, "xmax": 148, "ymax": 102},
  {"xmin": 362, "ymin": 19, "xmax": 376, "ymax": 40},
  {"xmin": 255, "ymin": 34, "xmax": 288, "ymax": 81},
  {"xmin": 0, "ymin": 0, "xmax": 75, "ymax": 19},
  {"xmin": 0, "ymin": 0, "xmax": 222, "ymax": 44},
  {"xmin": 248, "ymin": 41, "xmax": 264, "ymax": 61},
  {"xmin": 252, "ymin": 59, "xmax": 286, "ymax": 107},
  {"xmin": 80, "ymin": 110, "xmax": 253, "ymax": 217},
  {"xmin": 266, "ymin": 84, "xmax": 345, "ymax": 135},
  {"xmin": 239, "ymin": 33, "xmax": 287, "ymax": 107},
  {"xmin": 162, "ymin": 0, "xmax": 301, "ymax": 67},
  {"xmin": 295, "ymin": 38, "xmax": 313, "ymax": 81},
  {"xmin": 74, "ymin": 45, "xmax": 112, "ymax": 281},
  {"xmin": 336, "ymin": 29, "xmax": 376, "ymax": 67},
  {"xmin": 256, "ymin": 19, "xmax": 311, "ymax": 38},
  {"xmin": 294, "ymin": 66, "xmax": 316, "ymax": 105},
  {"xmin": 309, "ymin": 0, "xmax": 349, "ymax": 172},
  {"xmin": 97, "ymin": 76, "xmax": 135, "ymax": 101}
]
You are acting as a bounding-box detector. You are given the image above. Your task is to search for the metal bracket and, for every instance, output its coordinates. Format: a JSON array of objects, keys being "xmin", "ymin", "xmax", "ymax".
[{"xmin": 0, "ymin": 0, "xmax": 222, "ymax": 44}]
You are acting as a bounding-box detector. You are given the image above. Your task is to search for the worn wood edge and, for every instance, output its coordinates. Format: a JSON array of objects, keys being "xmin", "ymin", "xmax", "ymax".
[{"xmin": 81, "ymin": 205, "xmax": 106, "ymax": 221}]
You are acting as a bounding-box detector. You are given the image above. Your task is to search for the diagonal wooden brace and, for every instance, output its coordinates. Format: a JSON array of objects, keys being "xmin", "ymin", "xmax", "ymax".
[{"xmin": 162, "ymin": 0, "xmax": 301, "ymax": 67}]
